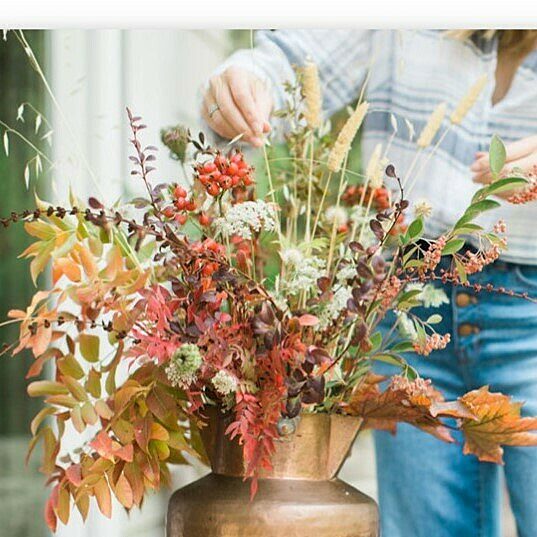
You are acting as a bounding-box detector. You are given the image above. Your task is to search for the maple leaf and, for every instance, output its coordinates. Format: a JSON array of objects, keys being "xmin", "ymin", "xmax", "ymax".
[
  {"xmin": 344, "ymin": 373, "xmax": 475, "ymax": 442},
  {"xmin": 459, "ymin": 386, "xmax": 537, "ymax": 464}
]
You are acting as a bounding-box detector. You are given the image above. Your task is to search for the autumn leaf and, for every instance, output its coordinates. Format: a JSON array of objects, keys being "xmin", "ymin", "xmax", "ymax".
[
  {"xmin": 65, "ymin": 464, "xmax": 83, "ymax": 487},
  {"xmin": 44, "ymin": 487, "xmax": 58, "ymax": 532},
  {"xmin": 114, "ymin": 473, "xmax": 134, "ymax": 509},
  {"xmin": 93, "ymin": 477, "xmax": 112, "ymax": 518},
  {"xmin": 459, "ymin": 386, "xmax": 537, "ymax": 464},
  {"xmin": 345, "ymin": 374, "xmax": 475, "ymax": 442},
  {"xmin": 79, "ymin": 334, "xmax": 100, "ymax": 362}
]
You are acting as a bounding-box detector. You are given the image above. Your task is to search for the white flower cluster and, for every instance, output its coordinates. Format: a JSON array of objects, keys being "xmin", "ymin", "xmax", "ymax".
[
  {"xmin": 280, "ymin": 248, "xmax": 303, "ymax": 266},
  {"xmin": 319, "ymin": 286, "xmax": 353, "ymax": 329},
  {"xmin": 396, "ymin": 311, "xmax": 418, "ymax": 341},
  {"xmin": 286, "ymin": 256, "xmax": 326, "ymax": 294},
  {"xmin": 165, "ymin": 344, "xmax": 203, "ymax": 388},
  {"xmin": 336, "ymin": 261, "xmax": 357, "ymax": 283},
  {"xmin": 212, "ymin": 370, "xmax": 238, "ymax": 395},
  {"xmin": 214, "ymin": 200, "xmax": 277, "ymax": 240},
  {"xmin": 414, "ymin": 198, "xmax": 433, "ymax": 218},
  {"xmin": 408, "ymin": 283, "xmax": 449, "ymax": 308}
]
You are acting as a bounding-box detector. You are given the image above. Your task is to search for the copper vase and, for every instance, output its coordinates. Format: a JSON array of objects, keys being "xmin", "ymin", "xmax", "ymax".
[{"xmin": 167, "ymin": 411, "xmax": 379, "ymax": 536}]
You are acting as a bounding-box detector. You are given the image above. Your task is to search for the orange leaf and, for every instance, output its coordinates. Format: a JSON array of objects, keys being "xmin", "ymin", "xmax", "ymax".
[
  {"xmin": 150, "ymin": 422, "xmax": 170, "ymax": 442},
  {"xmin": 459, "ymin": 386, "xmax": 537, "ymax": 464},
  {"xmin": 114, "ymin": 473, "xmax": 134, "ymax": 509},
  {"xmin": 52, "ymin": 257, "xmax": 82, "ymax": 284},
  {"xmin": 90, "ymin": 430, "xmax": 114, "ymax": 460},
  {"xmin": 75, "ymin": 244, "xmax": 98, "ymax": 278},
  {"xmin": 114, "ymin": 443, "xmax": 134, "ymax": 462},
  {"xmin": 93, "ymin": 477, "xmax": 112, "ymax": 518},
  {"xmin": 345, "ymin": 374, "xmax": 474, "ymax": 442}
]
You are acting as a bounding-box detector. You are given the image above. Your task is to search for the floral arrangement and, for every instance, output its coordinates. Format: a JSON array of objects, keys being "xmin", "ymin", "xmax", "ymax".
[{"xmin": 2, "ymin": 64, "xmax": 537, "ymax": 531}]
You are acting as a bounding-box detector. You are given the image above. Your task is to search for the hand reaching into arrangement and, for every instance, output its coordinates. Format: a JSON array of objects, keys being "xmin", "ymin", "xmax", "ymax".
[
  {"xmin": 202, "ymin": 67, "xmax": 273, "ymax": 148},
  {"xmin": 471, "ymin": 135, "xmax": 537, "ymax": 198}
]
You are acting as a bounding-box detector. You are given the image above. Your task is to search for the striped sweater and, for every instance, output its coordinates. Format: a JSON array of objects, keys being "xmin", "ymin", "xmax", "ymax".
[{"xmin": 214, "ymin": 29, "xmax": 537, "ymax": 264}]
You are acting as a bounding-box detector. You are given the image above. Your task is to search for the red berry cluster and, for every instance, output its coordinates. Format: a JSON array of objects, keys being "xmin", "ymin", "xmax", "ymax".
[
  {"xmin": 162, "ymin": 186, "xmax": 211, "ymax": 227},
  {"xmin": 195, "ymin": 151, "xmax": 254, "ymax": 197},
  {"xmin": 162, "ymin": 185, "xmax": 196, "ymax": 225},
  {"xmin": 342, "ymin": 185, "xmax": 391, "ymax": 211}
]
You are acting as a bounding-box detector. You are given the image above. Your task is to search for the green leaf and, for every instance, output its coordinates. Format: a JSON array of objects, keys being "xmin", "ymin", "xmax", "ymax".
[
  {"xmin": 391, "ymin": 341, "xmax": 415, "ymax": 353},
  {"xmin": 426, "ymin": 314, "xmax": 442, "ymax": 324},
  {"xmin": 489, "ymin": 135, "xmax": 506, "ymax": 177},
  {"xmin": 407, "ymin": 217, "xmax": 424, "ymax": 240},
  {"xmin": 79, "ymin": 334, "xmax": 100, "ymax": 362},
  {"xmin": 368, "ymin": 331, "xmax": 383, "ymax": 353},
  {"xmin": 442, "ymin": 238, "xmax": 466, "ymax": 255},
  {"xmin": 466, "ymin": 199, "xmax": 501, "ymax": 217},
  {"xmin": 454, "ymin": 257, "xmax": 468, "ymax": 284},
  {"xmin": 486, "ymin": 176, "xmax": 527, "ymax": 197},
  {"xmin": 372, "ymin": 353, "xmax": 408, "ymax": 369}
]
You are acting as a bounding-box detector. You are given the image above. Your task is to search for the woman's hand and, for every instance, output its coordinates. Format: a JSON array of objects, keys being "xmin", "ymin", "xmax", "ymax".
[
  {"xmin": 202, "ymin": 67, "xmax": 273, "ymax": 148},
  {"xmin": 471, "ymin": 135, "xmax": 537, "ymax": 198}
]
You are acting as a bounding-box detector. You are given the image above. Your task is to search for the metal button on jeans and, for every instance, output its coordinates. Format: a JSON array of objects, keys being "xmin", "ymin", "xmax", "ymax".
[{"xmin": 458, "ymin": 323, "xmax": 480, "ymax": 337}]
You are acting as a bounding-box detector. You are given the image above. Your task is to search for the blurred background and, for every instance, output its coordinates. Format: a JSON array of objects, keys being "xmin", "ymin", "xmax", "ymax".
[{"xmin": 0, "ymin": 29, "xmax": 515, "ymax": 537}]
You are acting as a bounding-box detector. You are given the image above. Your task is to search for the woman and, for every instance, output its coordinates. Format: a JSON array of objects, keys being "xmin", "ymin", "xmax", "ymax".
[{"xmin": 202, "ymin": 30, "xmax": 537, "ymax": 537}]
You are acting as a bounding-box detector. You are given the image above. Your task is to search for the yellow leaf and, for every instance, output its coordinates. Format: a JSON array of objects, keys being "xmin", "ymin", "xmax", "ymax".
[
  {"xmin": 62, "ymin": 375, "xmax": 89, "ymax": 402},
  {"xmin": 79, "ymin": 334, "xmax": 100, "ymax": 362},
  {"xmin": 81, "ymin": 402, "xmax": 98, "ymax": 425},
  {"xmin": 27, "ymin": 380, "xmax": 69, "ymax": 397},
  {"xmin": 24, "ymin": 221, "xmax": 55, "ymax": 240},
  {"xmin": 30, "ymin": 242, "xmax": 54, "ymax": 285},
  {"xmin": 55, "ymin": 485, "xmax": 71, "ymax": 525},
  {"xmin": 94, "ymin": 400, "xmax": 114, "ymax": 420},
  {"xmin": 57, "ymin": 354, "xmax": 85, "ymax": 380},
  {"xmin": 71, "ymin": 405, "xmax": 86, "ymax": 433}
]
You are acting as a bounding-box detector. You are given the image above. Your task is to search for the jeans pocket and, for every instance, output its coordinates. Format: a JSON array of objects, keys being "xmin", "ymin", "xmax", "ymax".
[{"xmin": 514, "ymin": 265, "xmax": 537, "ymax": 291}]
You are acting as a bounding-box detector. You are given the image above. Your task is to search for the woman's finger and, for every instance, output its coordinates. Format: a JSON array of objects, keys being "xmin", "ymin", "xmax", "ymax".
[
  {"xmin": 209, "ymin": 76, "xmax": 260, "ymax": 145},
  {"xmin": 202, "ymin": 92, "xmax": 236, "ymax": 139},
  {"xmin": 225, "ymin": 69, "xmax": 265, "ymax": 138}
]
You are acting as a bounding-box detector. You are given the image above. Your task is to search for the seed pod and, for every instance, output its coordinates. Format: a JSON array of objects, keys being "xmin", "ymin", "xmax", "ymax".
[
  {"xmin": 302, "ymin": 62, "xmax": 322, "ymax": 129},
  {"xmin": 328, "ymin": 102, "xmax": 369, "ymax": 172},
  {"xmin": 450, "ymin": 75, "xmax": 487, "ymax": 125},
  {"xmin": 417, "ymin": 102, "xmax": 446, "ymax": 148}
]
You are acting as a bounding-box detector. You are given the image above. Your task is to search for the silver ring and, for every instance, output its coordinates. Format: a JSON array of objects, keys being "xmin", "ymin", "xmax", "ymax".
[{"xmin": 208, "ymin": 103, "xmax": 220, "ymax": 119}]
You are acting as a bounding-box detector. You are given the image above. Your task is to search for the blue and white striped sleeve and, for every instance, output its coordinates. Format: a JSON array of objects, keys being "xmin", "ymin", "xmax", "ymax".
[{"xmin": 213, "ymin": 30, "xmax": 374, "ymax": 117}]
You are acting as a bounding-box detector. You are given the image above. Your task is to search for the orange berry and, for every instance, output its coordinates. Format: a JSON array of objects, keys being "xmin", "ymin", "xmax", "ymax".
[
  {"xmin": 207, "ymin": 183, "xmax": 220, "ymax": 196},
  {"xmin": 175, "ymin": 213, "xmax": 188, "ymax": 225}
]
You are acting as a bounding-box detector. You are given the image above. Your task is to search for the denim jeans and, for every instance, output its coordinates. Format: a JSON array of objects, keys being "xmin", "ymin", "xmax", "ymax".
[{"xmin": 374, "ymin": 260, "xmax": 537, "ymax": 537}]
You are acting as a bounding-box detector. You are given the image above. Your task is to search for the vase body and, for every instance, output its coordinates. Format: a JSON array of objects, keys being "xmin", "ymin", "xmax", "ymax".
[{"xmin": 167, "ymin": 412, "xmax": 379, "ymax": 537}]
